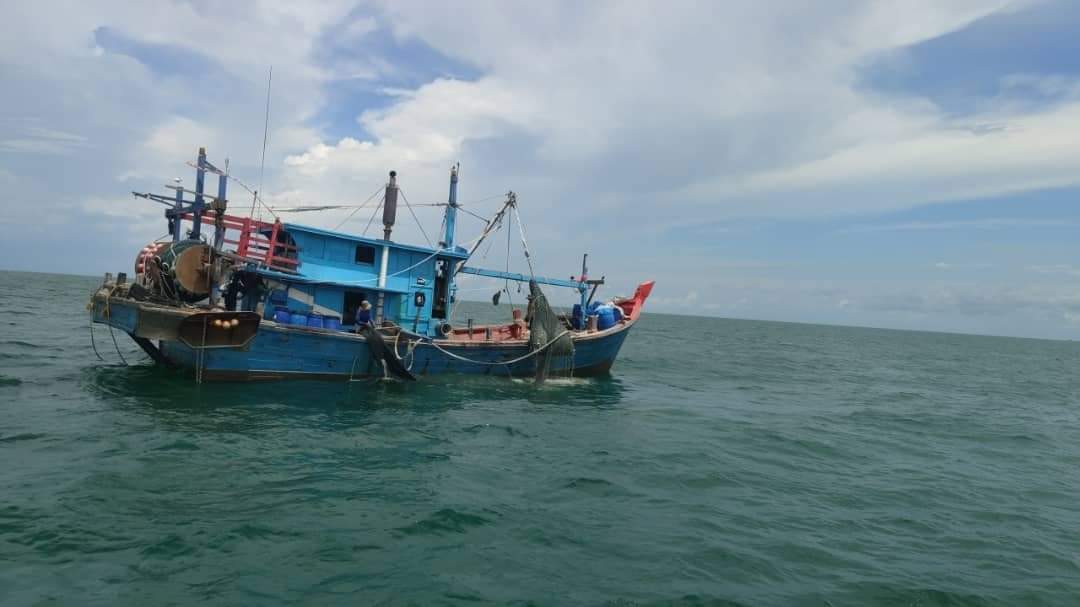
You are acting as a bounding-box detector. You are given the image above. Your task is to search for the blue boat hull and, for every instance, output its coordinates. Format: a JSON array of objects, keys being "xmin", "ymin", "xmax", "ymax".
[
  {"xmin": 92, "ymin": 295, "xmax": 633, "ymax": 381},
  {"xmin": 160, "ymin": 324, "xmax": 630, "ymax": 381}
]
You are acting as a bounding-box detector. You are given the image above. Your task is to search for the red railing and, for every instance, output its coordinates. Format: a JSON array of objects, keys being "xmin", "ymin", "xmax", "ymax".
[{"xmin": 181, "ymin": 212, "xmax": 300, "ymax": 273}]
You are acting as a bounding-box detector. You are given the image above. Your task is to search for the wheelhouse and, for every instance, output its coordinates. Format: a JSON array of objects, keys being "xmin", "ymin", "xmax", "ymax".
[{"xmin": 251, "ymin": 224, "xmax": 469, "ymax": 337}]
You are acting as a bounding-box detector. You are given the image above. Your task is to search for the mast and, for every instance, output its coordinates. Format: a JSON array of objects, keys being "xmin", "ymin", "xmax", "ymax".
[
  {"xmin": 191, "ymin": 147, "xmax": 207, "ymax": 239},
  {"xmin": 212, "ymin": 160, "xmax": 228, "ymax": 252},
  {"xmin": 171, "ymin": 178, "xmax": 183, "ymax": 242},
  {"xmin": 441, "ymin": 164, "xmax": 459, "ymax": 249}
]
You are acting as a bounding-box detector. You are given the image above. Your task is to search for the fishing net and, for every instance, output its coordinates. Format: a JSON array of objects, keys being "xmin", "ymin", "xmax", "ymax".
[{"xmin": 527, "ymin": 280, "xmax": 574, "ymax": 381}]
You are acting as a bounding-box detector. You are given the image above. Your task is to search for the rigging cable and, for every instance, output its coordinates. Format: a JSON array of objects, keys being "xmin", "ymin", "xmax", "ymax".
[
  {"xmin": 458, "ymin": 205, "xmax": 490, "ymax": 223},
  {"xmin": 399, "ymin": 189, "xmax": 433, "ymax": 248},
  {"xmin": 511, "ymin": 203, "xmax": 535, "ymax": 277},
  {"xmin": 362, "ymin": 199, "xmax": 384, "ymax": 236},
  {"xmin": 329, "ymin": 230, "xmax": 488, "ymax": 287},
  {"xmin": 219, "ymin": 171, "xmax": 279, "ymax": 221},
  {"xmin": 254, "ymin": 66, "xmax": 273, "ymax": 223},
  {"xmin": 332, "ymin": 184, "xmax": 386, "ymax": 231},
  {"xmin": 504, "ymin": 208, "xmax": 514, "ymax": 308}
]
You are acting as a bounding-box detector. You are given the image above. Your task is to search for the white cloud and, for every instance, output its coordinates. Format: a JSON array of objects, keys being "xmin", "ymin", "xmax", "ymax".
[
  {"xmin": 4, "ymin": 0, "xmax": 1080, "ymax": 338},
  {"xmin": 696, "ymin": 100, "xmax": 1080, "ymax": 216},
  {"xmin": 0, "ymin": 124, "xmax": 89, "ymax": 155},
  {"xmin": 1026, "ymin": 264, "xmax": 1080, "ymax": 277},
  {"xmin": 838, "ymin": 218, "xmax": 1080, "ymax": 234},
  {"xmin": 142, "ymin": 117, "xmax": 219, "ymax": 161},
  {"xmin": 277, "ymin": 0, "xmax": 1062, "ymax": 233}
]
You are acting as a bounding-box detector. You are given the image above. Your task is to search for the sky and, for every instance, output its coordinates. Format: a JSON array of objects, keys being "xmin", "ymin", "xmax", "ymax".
[{"xmin": 3, "ymin": 0, "xmax": 1080, "ymax": 339}]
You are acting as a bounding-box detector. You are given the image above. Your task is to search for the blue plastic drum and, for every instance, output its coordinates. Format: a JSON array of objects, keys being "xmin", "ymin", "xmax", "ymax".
[
  {"xmin": 307, "ymin": 313, "xmax": 324, "ymax": 329},
  {"xmin": 596, "ymin": 306, "xmax": 616, "ymax": 330},
  {"xmin": 273, "ymin": 307, "xmax": 290, "ymax": 324}
]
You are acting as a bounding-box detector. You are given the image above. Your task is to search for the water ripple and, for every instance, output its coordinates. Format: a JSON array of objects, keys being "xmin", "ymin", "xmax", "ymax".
[{"xmin": 1, "ymin": 273, "xmax": 1080, "ymax": 605}]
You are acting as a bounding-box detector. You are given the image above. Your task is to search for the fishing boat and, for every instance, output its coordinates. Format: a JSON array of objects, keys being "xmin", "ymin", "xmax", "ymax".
[{"xmin": 89, "ymin": 147, "xmax": 654, "ymax": 382}]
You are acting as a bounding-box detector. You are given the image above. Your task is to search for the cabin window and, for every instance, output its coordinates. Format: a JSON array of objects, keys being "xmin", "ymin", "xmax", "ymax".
[{"xmin": 354, "ymin": 244, "xmax": 376, "ymax": 265}]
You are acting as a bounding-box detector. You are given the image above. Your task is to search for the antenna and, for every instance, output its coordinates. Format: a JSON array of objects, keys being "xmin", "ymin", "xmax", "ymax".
[{"xmin": 252, "ymin": 66, "xmax": 273, "ymax": 220}]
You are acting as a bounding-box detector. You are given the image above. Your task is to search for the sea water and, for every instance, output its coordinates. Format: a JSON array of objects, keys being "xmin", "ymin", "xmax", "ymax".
[{"xmin": 2, "ymin": 270, "xmax": 1079, "ymax": 605}]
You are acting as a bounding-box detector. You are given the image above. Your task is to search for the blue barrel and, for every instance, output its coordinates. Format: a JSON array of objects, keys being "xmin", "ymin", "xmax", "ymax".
[
  {"xmin": 273, "ymin": 307, "xmax": 290, "ymax": 324},
  {"xmin": 307, "ymin": 313, "xmax": 324, "ymax": 329},
  {"xmin": 323, "ymin": 316, "xmax": 342, "ymax": 331},
  {"xmin": 596, "ymin": 306, "xmax": 616, "ymax": 330},
  {"xmin": 289, "ymin": 311, "xmax": 308, "ymax": 326}
]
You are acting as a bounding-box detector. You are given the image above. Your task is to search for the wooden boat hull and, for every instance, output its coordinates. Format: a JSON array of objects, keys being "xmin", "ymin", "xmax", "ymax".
[{"xmin": 91, "ymin": 293, "xmax": 634, "ymax": 381}]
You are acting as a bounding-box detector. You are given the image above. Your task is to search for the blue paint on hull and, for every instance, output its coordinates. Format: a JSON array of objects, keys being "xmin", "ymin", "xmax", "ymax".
[
  {"xmin": 157, "ymin": 322, "xmax": 632, "ymax": 381},
  {"xmin": 92, "ymin": 286, "xmax": 642, "ymax": 382}
]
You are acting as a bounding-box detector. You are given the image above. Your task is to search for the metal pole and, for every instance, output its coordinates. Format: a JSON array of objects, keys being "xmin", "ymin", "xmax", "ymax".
[
  {"xmin": 213, "ymin": 165, "xmax": 227, "ymax": 251},
  {"xmin": 579, "ymin": 253, "xmax": 589, "ymax": 317},
  {"xmin": 172, "ymin": 179, "xmax": 183, "ymax": 242},
  {"xmin": 376, "ymin": 171, "xmax": 397, "ymax": 324},
  {"xmin": 191, "ymin": 147, "xmax": 206, "ymax": 239},
  {"xmin": 208, "ymin": 162, "xmax": 229, "ymax": 307},
  {"xmin": 442, "ymin": 164, "xmax": 459, "ymax": 249},
  {"xmin": 375, "ymin": 245, "xmax": 390, "ymax": 325}
]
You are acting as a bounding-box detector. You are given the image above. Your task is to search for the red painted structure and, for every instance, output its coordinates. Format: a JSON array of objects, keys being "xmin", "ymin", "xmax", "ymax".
[{"xmin": 182, "ymin": 212, "xmax": 299, "ymax": 273}]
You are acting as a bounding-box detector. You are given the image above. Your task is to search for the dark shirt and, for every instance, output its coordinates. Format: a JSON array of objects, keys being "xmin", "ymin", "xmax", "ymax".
[{"xmin": 355, "ymin": 308, "xmax": 372, "ymax": 326}]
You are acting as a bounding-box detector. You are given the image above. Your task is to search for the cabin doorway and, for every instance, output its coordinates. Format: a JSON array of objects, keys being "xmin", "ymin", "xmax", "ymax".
[
  {"xmin": 432, "ymin": 258, "xmax": 450, "ymax": 319},
  {"xmin": 343, "ymin": 290, "xmax": 369, "ymax": 326}
]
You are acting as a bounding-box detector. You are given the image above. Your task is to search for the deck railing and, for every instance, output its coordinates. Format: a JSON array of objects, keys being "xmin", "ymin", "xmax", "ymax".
[{"xmin": 180, "ymin": 212, "xmax": 299, "ymax": 273}]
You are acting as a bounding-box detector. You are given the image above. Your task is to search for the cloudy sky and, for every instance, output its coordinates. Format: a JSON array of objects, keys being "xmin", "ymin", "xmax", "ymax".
[{"xmin": 3, "ymin": 0, "xmax": 1080, "ymax": 339}]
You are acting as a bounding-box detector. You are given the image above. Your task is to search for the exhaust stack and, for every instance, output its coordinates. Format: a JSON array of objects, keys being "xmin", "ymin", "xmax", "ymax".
[{"xmin": 383, "ymin": 170, "xmax": 398, "ymax": 240}]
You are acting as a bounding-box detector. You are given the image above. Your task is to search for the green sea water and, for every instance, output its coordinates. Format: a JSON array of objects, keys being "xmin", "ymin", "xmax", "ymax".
[{"xmin": 2, "ymin": 270, "xmax": 1080, "ymax": 606}]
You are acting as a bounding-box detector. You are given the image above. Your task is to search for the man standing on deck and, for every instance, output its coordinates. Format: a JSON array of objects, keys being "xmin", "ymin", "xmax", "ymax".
[{"xmin": 238, "ymin": 271, "xmax": 264, "ymax": 312}]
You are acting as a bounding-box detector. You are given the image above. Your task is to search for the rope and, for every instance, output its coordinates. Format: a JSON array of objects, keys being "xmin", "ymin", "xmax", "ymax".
[
  {"xmin": 89, "ymin": 317, "xmax": 107, "ymax": 363},
  {"xmin": 458, "ymin": 206, "xmax": 490, "ymax": 222},
  {"xmin": 348, "ymin": 356, "xmax": 362, "ymax": 382},
  {"xmin": 399, "ymin": 189, "xmax": 433, "ymax": 248},
  {"xmin": 220, "ymin": 174, "xmax": 277, "ymax": 221},
  {"xmin": 504, "ymin": 209, "xmax": 515, "ymax": 309},
  {"xmin": 392, "ymin": 331, "xmax": 419, "ymax": 371},
  {"xmin": 328, "ymin": 247, "xmax": 443, "ymax": 286},
  {"xmin": 417, "ymin": 329, "xmax": 570, "ymax": 368},
  {"xmin": 88, "ymin": 286, "xmax": 130, "ymax": 366},
  {"xmin": 460, "ymin": 193, "xmax": 507, "ymax": 206},
  {"xmin": 254, "ymin": 66, "xmax": 273, "ymax": 222},
  {"xmin": 450, "ymin": 232, "xmax": 498, "ymax": 327},
  {"xmin": 107, "ymin": 322, "xmax": 129, "ymax": 366},
  {"xmin": 512, "ymin": 204, "xmax": 535, "ymax": 277},
  {"xmin": 103, "ymin": 287, "xmax": 129, "ymax": 366},
  {"xmin": 328, "ymin": 229, "xmax": 488, "ymax": 287},
  {"xmin": 332, "ymin": 185, "xmax": 385, "ymax": 231},
  {"xmin": 362, "ymin": 199, "xmax": 383, "ymax": 236},
  {"xmin": 195, "ymin": 315, "xmax": 209, "ymax": 383}
]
